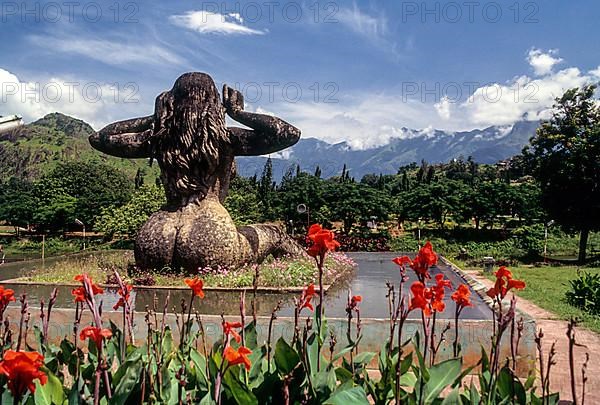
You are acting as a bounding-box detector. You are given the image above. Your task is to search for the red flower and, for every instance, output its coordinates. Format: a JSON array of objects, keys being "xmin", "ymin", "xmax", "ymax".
[
  {"xmin": 307, "ymin": 224, "xmax": 340, "ymax": 258},
  {"xmin": 409, "ymin": 275, "xmax": 450, "ymax": 316},
  {"xmin": 451, "ymin": 284, "xmax": 474, "ymax": 308},
  {"xmin": 0, "ymin": 285, "xmax": 15, "ymax": 310},
  {"xmin": 392, "ymin": 241, "xmax": 438, "ymax": 279},
  {"xmin": 299, "ymin": 283, "xmax": 316, "ymax": 311},
  {"xmin": 0, "ymin": 350, "xmax": 47, "ymax": 398},
  {"xmin": 223, "ymin": 321, "xmax": 243, "ymax": 343},
  {"xmin": 184, "ymin": 278, "xmax": 205, "ymax": 298},
  {"xmin": 409, "ymin": 281, "xmax": 432, "ymax": 316},
  {"xmin": 224, "ymin": 345, "xmax": 252, "ymax": 371},
  {"xmin": 72, "ymin": 274, "xmax": 103, "ymax": 303},
  {"xmin": 430, "ymin": 274, "xmax": 451, "ymax": 312},
  {"xmin": 486, "ymin": 266, "xmax": 526, "ymax": 300},
  {"xmin": 113, "ymin": 283, "xmax": 133, "ymax": 310},
  {"xmin": 349, "ymin": 295, "xmax": 362, "ymax": 311},
  {"xmin": 80, "ymin": 326, "xmax": 113, "ymax": 350}
]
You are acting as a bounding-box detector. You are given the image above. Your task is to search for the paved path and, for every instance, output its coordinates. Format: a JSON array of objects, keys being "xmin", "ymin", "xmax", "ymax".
[{"xmin": 463, "ymin": 269, "xmax": 599, "ymax": 404}]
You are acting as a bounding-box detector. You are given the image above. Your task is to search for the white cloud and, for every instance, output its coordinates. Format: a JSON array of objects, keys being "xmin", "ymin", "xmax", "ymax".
[
  {"xmin": 169, "ymin": 11, "xmax": 265, "ymax": 35},
  {"xmin": 0, "ymin": 68, "xmax": 147, "ymax": 129},
  {"xmin": 28, "ymin": 35, "xmax": 186, "ymax": 67},
  {"xmin": 434, "ymin": 96, "xmax": 452, "ymax": 120},
  {"xmin": 527, "ymin": 48, "xmax": 563, "ymax": 76},
  {"xmin": 337, "ymin": 5, "xmax": 387, "ymax": 41},
  {"xmin": 265, "ymin": 49, "xmax": 599, "ymax": 149}
]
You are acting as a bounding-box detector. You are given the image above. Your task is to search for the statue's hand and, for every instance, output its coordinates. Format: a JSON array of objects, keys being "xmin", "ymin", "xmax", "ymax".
[{"xmin": 223, "ymin": 84, "xmax": 244, "ymax": 117}]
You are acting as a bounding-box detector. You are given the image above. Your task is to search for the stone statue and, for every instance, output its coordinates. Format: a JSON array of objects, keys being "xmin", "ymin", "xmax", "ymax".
[{"xmin": 90, "ymin": 72, "xmax": 305, "ymax": 272}]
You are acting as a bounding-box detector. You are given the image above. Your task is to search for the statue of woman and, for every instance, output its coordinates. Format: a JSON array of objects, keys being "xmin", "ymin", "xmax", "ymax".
[{"xmin": 90, "ymin": 72, "xmax": 305, "ymax": 272}]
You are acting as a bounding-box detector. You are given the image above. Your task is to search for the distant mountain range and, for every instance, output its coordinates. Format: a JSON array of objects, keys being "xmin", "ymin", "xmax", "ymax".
[
  {"xmin": 0, "ymin": 113, "xmax": 539, "ymax": 182},
  {"xmin": 237, "ymin": 120, "xmax": 540, "ymax": 180}
]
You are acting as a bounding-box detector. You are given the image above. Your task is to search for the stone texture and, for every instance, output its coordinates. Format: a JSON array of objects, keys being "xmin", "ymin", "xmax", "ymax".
[{"xmin": 90, "ymin": 72, "xmax": 304, "ymax": 272}]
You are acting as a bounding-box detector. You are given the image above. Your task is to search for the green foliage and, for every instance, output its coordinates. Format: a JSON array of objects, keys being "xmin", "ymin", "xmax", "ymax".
[
  {"xmin": 565, "ymin": 271, "xmax": 600, "ymax": 315},
  {"xmin": 224, "ymin": 177, "xmax": 263, "ymax": 225},
  {"xmin": 523, "ymin": 85, "xmax": 600, "ymax": 262},
  {"xmin": 95, "ymin": 185, "xmax": 165, "ymax": 238}
]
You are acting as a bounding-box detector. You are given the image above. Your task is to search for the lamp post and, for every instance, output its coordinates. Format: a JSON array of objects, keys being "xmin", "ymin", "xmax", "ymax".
[
  {"xmin": 297, "ymin": 204, "xmax": 310, "ymax": 229},
  {"xmin": 75, "ymin": 218, "xmax": 86, "ymax": 250},
  {"xmin": 543, "ymin": 219, "xmax": 555, "ymax": 263}
]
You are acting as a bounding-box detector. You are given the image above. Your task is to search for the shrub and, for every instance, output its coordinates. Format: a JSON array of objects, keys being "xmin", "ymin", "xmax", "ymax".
[{"xmin": 566, "ymin": 271, "xmax": 600, "ymax": 315}]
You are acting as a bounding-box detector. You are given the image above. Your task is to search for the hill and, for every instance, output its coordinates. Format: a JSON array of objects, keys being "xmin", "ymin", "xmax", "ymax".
[{"xmin": 0, "ymin": 113, "xmax": 159, "ymax": 181}]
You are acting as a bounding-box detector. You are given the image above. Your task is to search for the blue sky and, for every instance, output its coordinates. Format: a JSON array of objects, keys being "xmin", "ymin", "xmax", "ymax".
[{"xmin": 1, "ymin": 0, "xmax": 599, "ymax": 148}]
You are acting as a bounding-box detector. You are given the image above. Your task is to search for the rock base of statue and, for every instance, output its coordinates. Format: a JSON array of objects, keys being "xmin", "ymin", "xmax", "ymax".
[{"xmin": 134, "ymin": 198, "xmax": 305, "ymax": 272}]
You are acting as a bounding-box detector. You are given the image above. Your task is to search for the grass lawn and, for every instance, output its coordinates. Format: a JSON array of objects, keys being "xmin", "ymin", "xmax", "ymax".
[{"xmin": 458, "ymin": 260, "xmax": 600, "ymax": 334}]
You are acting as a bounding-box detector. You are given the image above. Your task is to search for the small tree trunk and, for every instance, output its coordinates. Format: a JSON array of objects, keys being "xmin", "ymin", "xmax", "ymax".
[{"xmin": 578, "ymin": 227, "xmax": 589, "ymax": 265}]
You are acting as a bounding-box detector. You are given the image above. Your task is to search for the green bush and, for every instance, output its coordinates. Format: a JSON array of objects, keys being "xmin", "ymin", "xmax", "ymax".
[{"xmin": 565, "ymin": 271, "xmax": 600, "ymax": 315}]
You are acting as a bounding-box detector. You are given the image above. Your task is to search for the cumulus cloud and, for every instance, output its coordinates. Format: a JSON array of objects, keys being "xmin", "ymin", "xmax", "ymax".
[
  {"xmin": 169, "ymin": 11, "xmax": 265, "ymax": 35},
  {"xmin": 527, "ymin": 48, "xmax": 563, "ymax": 76},
  {"xmin": 0, "ymin": 68, "xmax": 147, "ymax": 129}
]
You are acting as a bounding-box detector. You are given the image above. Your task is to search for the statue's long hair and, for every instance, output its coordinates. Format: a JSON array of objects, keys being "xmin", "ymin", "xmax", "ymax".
[{"xmin": 151, "ymin": 73, "xmax": 228, "ymax": 204}]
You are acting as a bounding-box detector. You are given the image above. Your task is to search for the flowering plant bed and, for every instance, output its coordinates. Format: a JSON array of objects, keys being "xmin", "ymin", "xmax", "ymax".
[
  {"xmin": 16, "ymin": 250, "xmax": 356, "ymax": 289},
  {"xmin": 0, "ymin": 228, "xmax": 588, "ymax": 404}
]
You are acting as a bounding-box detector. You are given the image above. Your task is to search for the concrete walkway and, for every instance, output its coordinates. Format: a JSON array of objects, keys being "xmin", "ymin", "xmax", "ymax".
[{"xmin": 463, "ymin": 269, "xmax": 599, "ymax": 404}]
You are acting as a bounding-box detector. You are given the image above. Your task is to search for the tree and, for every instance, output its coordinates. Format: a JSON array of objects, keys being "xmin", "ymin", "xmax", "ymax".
[
  {"xmin": 225, "ymin": 177, "xmax": 263, "ymax": 225},
  {"xmin": 523, "ymin": 85, "xmax": 600, "ymax": 263},
  {"xmin": 40, "ymin": 161, "xmax": 133, "ymax": 227},
  {"xmin": 96, "ymin": 185, "xmax": 165, "ymax": 238},
  {"xmin": 0, "ymin": 178, "xmax": 36, "ymax": 234},
  {"xmin": 258, "ymin": 158, "xmax": 276, "ymax": 220}
]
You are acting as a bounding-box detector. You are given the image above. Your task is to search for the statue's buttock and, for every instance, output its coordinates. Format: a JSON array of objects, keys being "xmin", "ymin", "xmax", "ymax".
[{"xmin": 90, "ymin": 72, "xmax": 304, "ymax": 272}]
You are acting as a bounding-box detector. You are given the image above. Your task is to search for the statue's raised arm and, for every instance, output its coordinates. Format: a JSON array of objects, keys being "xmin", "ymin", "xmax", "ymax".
[
  {"xmin": 223, "ymin": 85, "xmax": 301, "ymax": 156},
  {"xmin": 89, "ymin": 115, "xmax": 153, "ymax": 158}
]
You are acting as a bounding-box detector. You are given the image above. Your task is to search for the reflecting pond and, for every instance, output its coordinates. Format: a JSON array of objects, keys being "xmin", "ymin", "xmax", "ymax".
[{"xmin": 0, "ymin": 251, "xmax": 491, "ymax": 319}]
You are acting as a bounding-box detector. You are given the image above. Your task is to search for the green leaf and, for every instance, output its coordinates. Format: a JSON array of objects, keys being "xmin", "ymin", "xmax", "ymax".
[
  {"xmin": 223, "ymin": 368, "xmax": 258, "ymax": 405},
  {"xmin": 314, "ymin": 368, "xmax": 337, "ymax": 399},
  {"xmin": 244, "ymin": 321, "xmax": 258, "ymax": 350},
  {"xmin": 422, "ymin": 358, "xmax": 462, "ymax": 404},
  {"xmin": 274, "ymin": 337, "xmax": 300, "ymax": 375},
  {"xmin": 352, "ymin": 351, "xmax": 376, "ymax": 366},
  {"xmin": 34, "ymin": 380, "xmax": 51, "ymax": 405},
  {"xmin": 324, "ymin": 386, "xmax": 369, "ymax": 404},
  {"xmin": 111, "ymin": 353, "xmax": 143, "ymax": 404},
  {"xmin": 441, "ymin": 387, "xmax": 462, "ymax": 405}
]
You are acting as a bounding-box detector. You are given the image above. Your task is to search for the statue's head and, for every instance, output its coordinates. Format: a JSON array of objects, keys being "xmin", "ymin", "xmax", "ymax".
[{"xmin": 152, "ymin": 72, "xmax": 228, "ymax": 204}]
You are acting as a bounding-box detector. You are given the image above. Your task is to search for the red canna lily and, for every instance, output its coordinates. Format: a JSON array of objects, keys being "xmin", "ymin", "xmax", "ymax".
[
  {"xmin": 307, "ymin": 224, "xmax": 340, "ymax": 258},
  {"xmin": 224, "ymin": 345, "xmax": 252, "ymax": 371},
  {"xmin": 451, "ymin": 284, "xmax": 474, "ymax": 308},
  {"xmin": 486, "ymin": 266, "xmax": 526, "ymax": 300},
  {"xmin": 409, "ymin": 281, "xmax": 432, "ymax": 316},
  {"xmin": 392, "ymin": 241, "xmax": 438, "ymax": 280},
  {"xmin": 80, "ymin": 326, "xmax": 113, "ymax": 350},
  {"xmin": 0, "ymin": 350, "xmax": 47, "ymax": 398},
  {"xmin": 184, "ymin": 278, "xmax": 205, "ymax": 298},
  {"xmin": 223, "ymin": 321, "xmax": 243, "ymax": 343},
  {"xmin": 299, "ymin": 283, "xmax": 316, "ymax": 312},
  {"xmin": 430, "ymin": 274, "xmax": 451, "ymax": 313},
  {"xmin": 349, "ymin": 295, "xmax": 362, "ymax": 311},
  {"xmin": 72, "ymin": 274, "xmax": 104, "ymax": 303},
  {"xmin": 0, "ymin": 285, "xmax": 15, "ymax": 310},
  {"xmin": 113, "ymin": 283, "xmax": 133, "ymax": 311}
]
